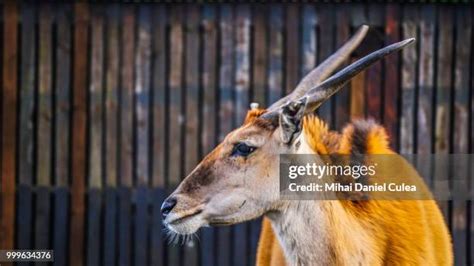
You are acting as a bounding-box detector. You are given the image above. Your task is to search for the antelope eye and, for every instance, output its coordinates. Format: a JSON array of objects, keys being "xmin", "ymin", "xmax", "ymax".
[{"xmin": 231, "ymin": 143, "xmax": 256, "ymax": 157}]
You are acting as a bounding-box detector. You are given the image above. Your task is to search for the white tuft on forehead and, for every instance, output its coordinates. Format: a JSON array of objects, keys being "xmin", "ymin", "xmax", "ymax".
[{"xmin": 250, "ymin": 102, "xmax": 259, "ymax": 110}]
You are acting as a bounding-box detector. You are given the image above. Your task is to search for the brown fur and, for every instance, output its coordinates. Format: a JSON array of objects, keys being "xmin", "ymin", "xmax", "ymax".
[{"xmin": 257, "ymin": 116, "xmax": 452, "ymax": 266}]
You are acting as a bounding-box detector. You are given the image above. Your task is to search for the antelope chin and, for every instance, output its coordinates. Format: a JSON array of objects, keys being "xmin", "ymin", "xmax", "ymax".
[{"xmin": 164, "ymin": 211, "xmax": 207, "ymax": 235}]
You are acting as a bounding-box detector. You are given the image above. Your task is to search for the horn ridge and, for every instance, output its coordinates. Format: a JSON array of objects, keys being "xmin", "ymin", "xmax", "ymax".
[
  {"xmin": 267, "ymin": 25, "xmax": 369, "ymax": 111},
  {"xmin": 303, "ymin": 38, "xmax": 416, "ymax": 114},
  {"xmin": 260, "ymin": 38, "xmax": 415, "ymax": 121}
]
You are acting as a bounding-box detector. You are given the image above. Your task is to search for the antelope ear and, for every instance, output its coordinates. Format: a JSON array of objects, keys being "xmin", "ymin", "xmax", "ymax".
[{"xmin": 279, "ymin": 98, "xmax": 307, "ymax": 144}]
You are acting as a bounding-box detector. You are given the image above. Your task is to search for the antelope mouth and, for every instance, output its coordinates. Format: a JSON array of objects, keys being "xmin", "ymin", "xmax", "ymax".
[
  {"xmin": 167, "ymin": 209, "xmax": 203, "ymax": 225},
  {"xmin": 209, "ymin": 221, "xmax": 234, "ymax": 226},
  {"xmin": 207, "ymin": 214, "xmax": 246, "ymax": 226},
  {"xmin": 164, "ymin": 207, "xmax": 207, "ymax": 236}
]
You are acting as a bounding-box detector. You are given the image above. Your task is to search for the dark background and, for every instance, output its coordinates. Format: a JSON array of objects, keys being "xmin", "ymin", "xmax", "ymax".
[{"xmin": 0, "ymin": 2, "xmax": 472, "ymax": 266}]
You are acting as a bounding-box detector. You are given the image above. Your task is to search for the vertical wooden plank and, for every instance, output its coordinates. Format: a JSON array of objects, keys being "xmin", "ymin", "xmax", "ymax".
[
  {"xmin": 135, "ymin": 6, "xmax": 151, "ymax": 187},
  {"xmin": 167, "ymin": 5, "xmax": 184, "ymax": 266},
  {"xmin": 383, "ymin": 4, "xmax": 401, "ymax": 151},
  {"xmin": 233, "ymin": 5, "xmax": 250, "ymax": 266},
  {"xmin": 467, "ymin": 154, "xmax": 474, "ymax": 264},
  {"xmin": 150, "ymin": 7, "xmax": 167, "ymax": 188},
  {"xmin": 54, "ymin": 2, "xmax": 72, "ymax": 198},
  {"xmin": 234, "ymin": 5, "xmax": 250, "ymax": 132},
  {"xmin": 35, "ymin": 190, "xmax": 51, "ymax": 256},
  {"xmin": 18, "ymin": 3, "xmax": 36, "ymax": 190},
  {"xmin": 219, "ymin": 5, "xmax": 235, "ymax": 140},
  {"xmin": 285, "ymin": 4, "xmax": 299, "ymax": 94},
  {"xmin": 135, "ymin": 9, "xmax": 152, "ymax": 265},
  {"xmin": 134, "ymin": 6, "xmax": 151, "ymax": 266},
  {"xmin": 70, "ymin": 3, "xmax": 89, "ymax": 266},
  {"xmin": 267, "ymin": 5, "xmax": 283, "ymax": 106},
  {"xmin": 53, "ymin": 4, "xmax": 72, "ymax": 266},
  {"xmin": 400, "ymin": 5, "xmax": 418, "ymax": 154},
  {"xmin": 365, "ymin": 3, "xmax": 383, "ymax": 121},
  {"xmin": 88, "ymin": 8, "xmax": 104, "ymax": 190},
  {"xmin": 119, "ymin": 6, "xmax": 134, "ymax": 189},
  {"xmin": 0, "ymin": 0, "xmax": 2, "ymax": 192},
  {"xmin": 201, "ymin": 5, "xmax": 217, "ymax": 156},
  {"xmin": 349, "ymin": 4, "xmax": 368, "ymax": 119},
  {"xmin": 252, "ymin": 4, "xmax": 267, "ymax": 106},
  {"xmin": 184, "ymin": 4, "xmax": 200, "ymax": 194},
  {"xmin": 334, "ymin": 5, "xmax": 350, "ymax": 130},
  {"xmin": 301, "ymin": 5, "xmax": 317, "ymax": 85},
  {"xmin": 35, "ymin": 2, "xmax": 53, "ymax": 251},
  {"xmin": 316, "ymin": 4, "xmax": 335, "ymax": 124},
  {"xmin": 103, "ymin": 184, "xmax": 117, "ymax": 266},
  {"xmin": 17, "ymin": 2, "xmax": 36, "ymax": 252},
  {"xmin": 169, "ymin": 5, "xmax": 184, "ymax": 188},
  {"xmin": 249, "ymin": 6, "xmax": 270, "ymax": 264},
  {"xmin": 151, "ymin": 6, "xmax": 167, "ymax": 266},
  {"xmin": 86, "ymin": 192, "xmax": 102, "ymax": 266},
  {"xmin": 200, "ymin": 6, "xmax": 217, "ymax": 266},
  {"xmin": 1, "ymin": 0, "xmax": 18, "ymax": 252},
  {"xmin": 87, "ymin": 6, "xmax": 104, "ymax": 266},
  {"xmin": 217, "ymin": 5, "xmax": 234, "ymax": 266},
  {"xmin": 416, "ymin": 5, "xmax": 435, "ymax": 187},
  {"xmin": 417, "ymin": 5, "xmax": 435, "ymax": 155},
  {"xmin": 183, "ymin": 5, "xmax": 200, "ymax": 266},
  {"xmin": 350, "ymin": 69, "xmax": 366, "ymax": 120},
  {"xmin": 451, "ymin": 7, "xmax": 471, "ymax": 265},
  {"xmin": 105, "ymin": 5, "xmax": 119, "ymax": 188},
  {"xmin": 119, "ymin": 5, "xmax": 134, "ymax": 266},
  {"xmin": 151, "ymin": 188, "xmax": 166, "ymax": 266},
  {"xmin": 53, "ymin": 188, "xmax": 68, "ymax": 266},
  {"xmin": 470, "ymin": 7, "xmax": 474, "ymax": 264},
  {"xmin": 434, "ymin": 5, "xmax": 453, "ymax": 221},
  {"xmin": 103, "ymin": 5, "xmax": 119, "ymax": 265},
  {"xmin": 132, "ymin": 187, "xmax": 148, "ymax": 265},
  {"xmin": 37, "ymin": 4, "xmax": 53, "ymax": 183},
  {"xmin": 118, "ymin": 183, "xmax": 132, "ymax": 266}
]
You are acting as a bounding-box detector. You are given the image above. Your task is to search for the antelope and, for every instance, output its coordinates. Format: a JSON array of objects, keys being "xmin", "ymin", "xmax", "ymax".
[{"xmin": 161, "ymin": 25, "xmax": 452, "ymax": 265}]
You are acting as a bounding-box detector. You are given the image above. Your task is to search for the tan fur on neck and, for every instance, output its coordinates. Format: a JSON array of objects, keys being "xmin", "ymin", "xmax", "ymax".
[{"xmin": 257, "ymin": 116, "xmax": 452, "ymax": 266}]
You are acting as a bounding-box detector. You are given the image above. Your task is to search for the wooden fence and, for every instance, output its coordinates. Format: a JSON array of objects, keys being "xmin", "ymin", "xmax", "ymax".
[{"xmin": 0, "ymin": 2, "xmax": 472, "ymax": 266}]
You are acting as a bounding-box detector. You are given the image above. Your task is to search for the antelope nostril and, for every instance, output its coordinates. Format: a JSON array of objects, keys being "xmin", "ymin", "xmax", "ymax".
[{"xmin": 161, "ymin": 197, "xmax": 177, "ymax": 219}]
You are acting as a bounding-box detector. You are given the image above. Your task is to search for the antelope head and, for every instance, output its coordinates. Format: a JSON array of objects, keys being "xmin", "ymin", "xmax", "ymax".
[{"xmin": 161, "ymin": 25, "xmax": 414, "ymax": 236}]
